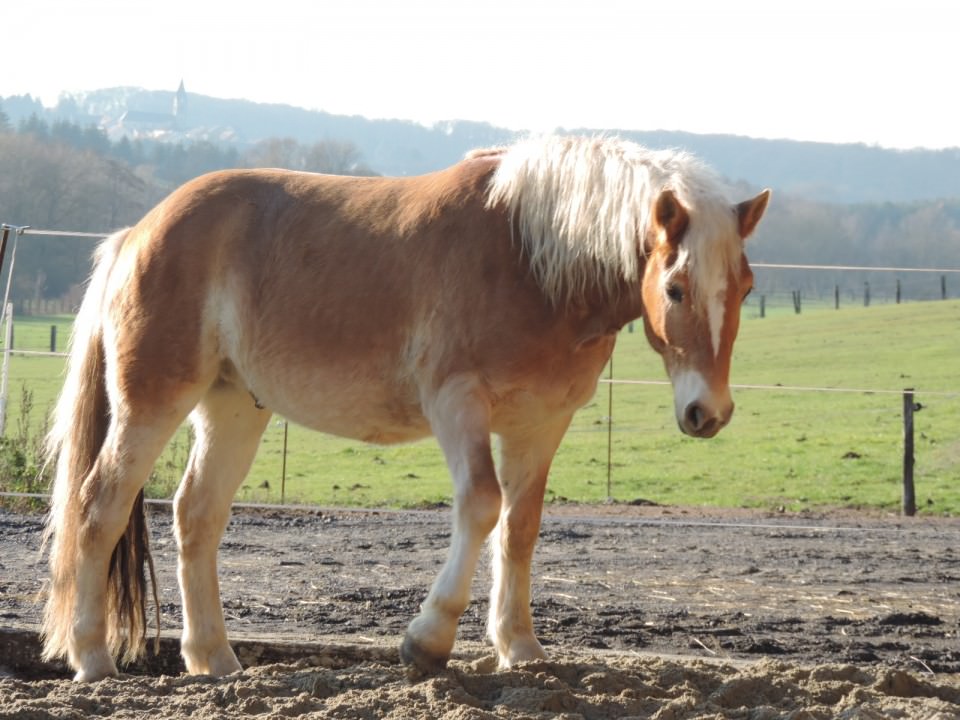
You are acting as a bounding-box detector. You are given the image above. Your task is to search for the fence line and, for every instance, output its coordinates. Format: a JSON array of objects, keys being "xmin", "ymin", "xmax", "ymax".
[
  {"xmin": 3, "ymin": 227, "xmax": 110, "ymax": 239},
  {"xmin": 4, "ymin": 336, "xmax": 957, "ymax": 399},
  {"xmin": 752, "ymin": 262, "xmax": 960, "ymax": 273},
  {"xmin": 1, "ymin": 225, "xmax": 958, "ymax": 513},
  {"xmin": 600, "ymin": 378, "xmax": 959, "ymax": 397},
  {"xmin": 4, "ymin": 322, "xmax": 956, "ymax": 513}
]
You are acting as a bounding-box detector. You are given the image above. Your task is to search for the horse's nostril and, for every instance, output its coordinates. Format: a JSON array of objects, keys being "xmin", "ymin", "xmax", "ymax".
[{"xmin": 685, "ymin": 403, "xmax": 705, "ymax": 431}]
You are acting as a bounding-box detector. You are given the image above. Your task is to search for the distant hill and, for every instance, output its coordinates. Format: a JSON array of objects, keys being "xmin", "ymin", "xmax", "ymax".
[{"xmin": 4, "ymin": 86, "xmax": 960, "ymax": 203}]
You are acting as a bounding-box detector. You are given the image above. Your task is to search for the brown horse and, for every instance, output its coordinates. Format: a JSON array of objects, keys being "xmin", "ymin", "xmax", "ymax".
[{"xmin": 41, "ymin": 135, "xmax": 769, "ymax": 681}]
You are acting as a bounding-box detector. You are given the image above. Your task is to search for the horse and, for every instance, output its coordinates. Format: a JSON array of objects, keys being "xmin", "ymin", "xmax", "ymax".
[{"xmin": 41, "ymin": 135, "xmax": 770, "ymax": 681}]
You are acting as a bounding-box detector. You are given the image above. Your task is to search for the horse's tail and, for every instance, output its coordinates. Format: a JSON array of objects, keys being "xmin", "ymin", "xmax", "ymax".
[{"xmin": 42, "ymin": 228, "xmax": 158, "ymax": 666}]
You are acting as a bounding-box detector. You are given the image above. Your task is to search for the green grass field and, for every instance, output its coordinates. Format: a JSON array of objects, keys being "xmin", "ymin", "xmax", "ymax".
[{"xmin": 2, "ymin": 301, "xmax": 958, "ymax": 514}]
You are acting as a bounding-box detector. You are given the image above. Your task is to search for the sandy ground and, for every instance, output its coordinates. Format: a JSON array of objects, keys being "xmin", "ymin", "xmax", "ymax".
[{"xmin": 1, "ymin": 502, "xmax": 959, "ymax": 718}]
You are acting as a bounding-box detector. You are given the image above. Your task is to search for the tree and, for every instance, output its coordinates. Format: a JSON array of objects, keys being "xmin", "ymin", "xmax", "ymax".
[
  {"xmin": 304, "ymin": 140, "xmax": 375, "ymax": 175},
  {"xmin": 244, "ymin": 137, "xmax": 376, "ymax": 176},
  {"xmin": 245, "ymin": 137, "xmax": 302, "ymax": 169},
  {"xmin": 18, "ymin": 113, "xmax": 50, "ymax": 141},
  {"xmin": 0, "ymin": 133, "xmax": 149, "ymax": 301}
]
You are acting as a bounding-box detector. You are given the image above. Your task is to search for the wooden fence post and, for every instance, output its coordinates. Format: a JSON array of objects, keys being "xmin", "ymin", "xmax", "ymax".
[
  {"xmin": 834, "ymin": 285, "xmax": 839, "ymax": 309},
  {"xmin": 942, "ymin": 275, "xmax": 947, "ymax": 300},
  {"xmin": 50, "ymin": 325, "xmax": 57, "ymax": 353},
  {"xmin": 896, "ymin": 279, "xmax": 901, "ymax": 304},
  {"xmin": 902, "ymin": 388, "xmax": 916, "ymax": 517},
  {"xmin": 281, "ymin": 420, "xmax": 289, "ymax": 505},
  {"xmin": 0, "ymin": 303, "xmax": 12, "ymax": 436}
]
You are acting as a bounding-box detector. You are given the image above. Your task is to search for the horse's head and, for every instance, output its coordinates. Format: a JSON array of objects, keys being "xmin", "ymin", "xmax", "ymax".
[{"xmin": 640, "ymin": 188, "xmax": 770, "ymax": 438}]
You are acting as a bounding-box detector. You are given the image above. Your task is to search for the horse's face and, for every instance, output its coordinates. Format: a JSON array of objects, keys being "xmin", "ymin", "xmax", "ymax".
[{"xmin": 640, "ymin": 189, "xmax": 770, "ymax": 438}]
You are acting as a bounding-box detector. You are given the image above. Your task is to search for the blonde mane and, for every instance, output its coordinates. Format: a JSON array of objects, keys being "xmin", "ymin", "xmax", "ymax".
[{"xmin": 485, "ymin": 135, "xmax": 741, "ymax": 305}]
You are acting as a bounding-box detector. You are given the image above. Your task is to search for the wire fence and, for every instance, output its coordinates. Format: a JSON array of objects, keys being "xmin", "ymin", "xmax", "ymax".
[{"xmin": 1, "ymin": 224, "xmax": 958, "ymax": 514}]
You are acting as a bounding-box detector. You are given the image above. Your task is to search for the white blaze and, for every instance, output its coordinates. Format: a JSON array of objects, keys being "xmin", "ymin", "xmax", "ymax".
[
  {"xmin": 671, "ymin": 369, "xmax": 708, "ymax": 423},
  {"xmin": 707, "ymin": 283, "xmax": 726, "ymax": 357},
  {"xmin": 706, "ymin": 273, "xmax": 727, "ymax": 359}
]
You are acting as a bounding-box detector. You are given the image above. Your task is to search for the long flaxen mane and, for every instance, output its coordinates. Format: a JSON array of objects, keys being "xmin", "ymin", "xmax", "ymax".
[{"xmin": 484, "ymin": 135, "xmax": 742, "ymax": 305}]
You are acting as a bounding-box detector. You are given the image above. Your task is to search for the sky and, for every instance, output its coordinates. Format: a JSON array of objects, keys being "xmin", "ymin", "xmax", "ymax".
[{"xmin": 3, "ymin": 0, "xmax": 958, "ymax": 150}]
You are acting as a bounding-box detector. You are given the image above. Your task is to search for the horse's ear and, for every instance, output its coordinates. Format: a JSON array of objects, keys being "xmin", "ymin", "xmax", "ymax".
[
  {"xmin": 736, "ymin": 189, "xmax": 771, "ymax": 240},
  {"xmin": 654, "ymin": 189, "xmax": 689, "ymax": 247}
]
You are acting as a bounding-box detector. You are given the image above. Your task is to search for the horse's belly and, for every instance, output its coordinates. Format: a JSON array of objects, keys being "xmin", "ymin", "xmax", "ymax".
[{"xmin": 253, "ymin": 369, "xmax": 431, "ymax": 444}]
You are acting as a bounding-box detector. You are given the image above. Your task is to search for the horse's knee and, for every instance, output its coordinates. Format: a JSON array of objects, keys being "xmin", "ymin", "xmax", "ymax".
[
  {"xmin": 172, "ymin": 477, "xmax": 198, "ymax": 543},
  {"xmin": 173, "ymin": 471, "xmax": 229, "ymax": 554},
  {"xmin": 459, "ymin": 480, "xmax": 501, "ymax": 535}
]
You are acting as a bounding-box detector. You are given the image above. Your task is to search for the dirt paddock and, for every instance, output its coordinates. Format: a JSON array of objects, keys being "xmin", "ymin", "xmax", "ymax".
[{"xmin": 1, "ymin": 503, "xmax": 958, "ymax": 718}]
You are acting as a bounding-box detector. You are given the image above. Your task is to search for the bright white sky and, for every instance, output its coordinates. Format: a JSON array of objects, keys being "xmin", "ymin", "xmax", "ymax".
[{"xmin": 4, "ymin": 0, "xmax": 958, "ymax": 149}]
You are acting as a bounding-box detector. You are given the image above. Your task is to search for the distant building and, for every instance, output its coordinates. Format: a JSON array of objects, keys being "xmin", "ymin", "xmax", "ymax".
[
  {"xmin": 173, "ymin": 79, "xmax": 188, "ymax": 118},
  {"xmin": 118, "ymin": 80, "xmax": 188, "ymax": 134}
]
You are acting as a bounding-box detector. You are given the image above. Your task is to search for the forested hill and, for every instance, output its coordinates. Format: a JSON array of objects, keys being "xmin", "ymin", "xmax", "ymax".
[
  {"xmin": 5, "ymin": 87, "xmax": 960, "ymax": 204},
  {"xmin": 1, "ymin": 87, "xmax": 960, "ymax": 306}
]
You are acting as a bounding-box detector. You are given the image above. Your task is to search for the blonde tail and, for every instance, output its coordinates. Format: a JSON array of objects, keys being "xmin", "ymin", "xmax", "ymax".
[{"xmin": 41, "ymin": 228, "xmax": 157, "ymax": 666}]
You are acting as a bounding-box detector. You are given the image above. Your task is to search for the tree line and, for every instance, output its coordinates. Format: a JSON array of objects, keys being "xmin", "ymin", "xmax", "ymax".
[
  {"xmin": 0, "ymin": 107, "xmax": 376, "ymax": 304},
  {"xmin": 1, "ymin": 101, "xmax": 959, "ymax": 307},
  {"xmin": 747, "ymin": 191, "xmax": 960, "ymax": 301}
]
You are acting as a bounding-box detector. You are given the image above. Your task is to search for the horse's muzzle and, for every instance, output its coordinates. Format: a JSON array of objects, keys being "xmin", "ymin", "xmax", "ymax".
[{"xmin": 679, "ymin": 400, "xmax": 733, "ymax": 438}]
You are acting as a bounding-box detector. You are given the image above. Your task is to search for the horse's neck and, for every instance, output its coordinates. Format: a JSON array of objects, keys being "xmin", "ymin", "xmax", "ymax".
[{"xmin": 571, "ymin": 277, "xmax": 644, "ymax": 339}]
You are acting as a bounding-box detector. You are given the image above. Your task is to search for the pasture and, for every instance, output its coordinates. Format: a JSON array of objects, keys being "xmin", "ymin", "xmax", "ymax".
[{"xmin": 3, "ymin": 298, "xmax": 958, "ymax": 514}]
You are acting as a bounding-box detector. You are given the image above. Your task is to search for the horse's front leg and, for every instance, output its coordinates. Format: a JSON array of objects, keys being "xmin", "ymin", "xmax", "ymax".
[
  {"xmin": 489, "ymin": 415, "xmax": 572, "ymax": 669},
  {"xmin": 401, "ymin": 375, "xmax": 502, "ymax": 673}
]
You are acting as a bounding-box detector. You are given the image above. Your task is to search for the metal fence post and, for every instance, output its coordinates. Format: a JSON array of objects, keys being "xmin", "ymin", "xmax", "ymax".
[{"xmin": 606, "ymin": 356, "xmax": 614, "ymax": 502}]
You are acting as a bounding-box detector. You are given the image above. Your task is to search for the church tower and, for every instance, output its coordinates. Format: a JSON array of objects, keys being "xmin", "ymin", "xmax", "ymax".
[{"xmin": 173, "ymin": 79, "xmax": 188, "ymax": 118}]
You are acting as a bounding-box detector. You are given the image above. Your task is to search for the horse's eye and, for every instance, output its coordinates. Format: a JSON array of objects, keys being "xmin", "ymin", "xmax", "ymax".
[{"xmin": 666, "ymin": 284, "xmax": 684, "ymax": 303}]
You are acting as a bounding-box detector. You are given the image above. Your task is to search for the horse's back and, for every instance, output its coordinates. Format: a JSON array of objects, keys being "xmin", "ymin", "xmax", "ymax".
[{"xmin": 105, "ymin": 159, "xmax": 534, "ymax": 440}]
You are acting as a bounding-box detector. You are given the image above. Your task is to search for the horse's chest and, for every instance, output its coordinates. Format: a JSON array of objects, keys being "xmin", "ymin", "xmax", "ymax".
[{"xmin": 491, "ymin": 334, "xmax": 615, "ymax": 425}]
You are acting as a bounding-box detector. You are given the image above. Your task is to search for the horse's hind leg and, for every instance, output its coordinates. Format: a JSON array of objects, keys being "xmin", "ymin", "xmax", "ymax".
[
  {"xmin": 174, "ymin": 382, "xmax": 270, "ymax": 676},
  {"xmin": 488, "ymin": 414, "xmax": 572, "ymax": 669},
  {"xmin": 66, "ymin": 412, "xmax": 194, "ymax": 681},
  {"xmin": 401, "ymin": 375, "xmax": 502, "ymax": 673}
]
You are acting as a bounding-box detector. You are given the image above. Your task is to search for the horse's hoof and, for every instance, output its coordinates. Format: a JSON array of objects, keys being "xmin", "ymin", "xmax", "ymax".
[
  {"xmin": 73, "ymin": 662, "xmax": 119, "ymax": 683},
  {"xmin": 399, "ymin": 634, "xmax": 449, "ymax": 677}
]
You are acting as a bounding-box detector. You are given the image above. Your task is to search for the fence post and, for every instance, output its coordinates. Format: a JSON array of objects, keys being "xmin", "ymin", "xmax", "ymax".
[
  {"xmin": 50, "ymin": 324, "xmax": 57, "ymax": 353},
  {"xmin": 864, "ymin": 282, "xmax": 870, "ymax": 307},
  {"xmin": 0, "ymin": 228, "xmax": 9, "ymax": 294},
  {"xmin": 792, "ymin": 290, "xmax": 801, "ymax": 314},
  {"xmin": 902, "ymin": 388, "xmax": 916, "ymax": 517},
  {"xmin": 942, "ymin": 275, "xmax": 947, "ymax": 300},
  {"xmin": 896, "ymin": 279, "xmax": 901, "ymax": 304},
  {"xmin": 0, "ymin": 303, "xmax": 13, "ymax": 436},
  {"xmin": 606, "ymin": 355, "xmax": 614, "ymax": 501},
  {"xmin": 834, "ymin": 285, "xmax": 839, "ymax": 310},
  {"xmin": 759, "ymin": 295, "xmax": 766, "ymax": 318}
]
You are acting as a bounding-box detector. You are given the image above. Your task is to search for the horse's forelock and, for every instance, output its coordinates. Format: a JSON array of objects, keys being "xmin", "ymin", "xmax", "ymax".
[{"xmin": 672, "ymin": 195, "xmax": 743, "ymax": 305}]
